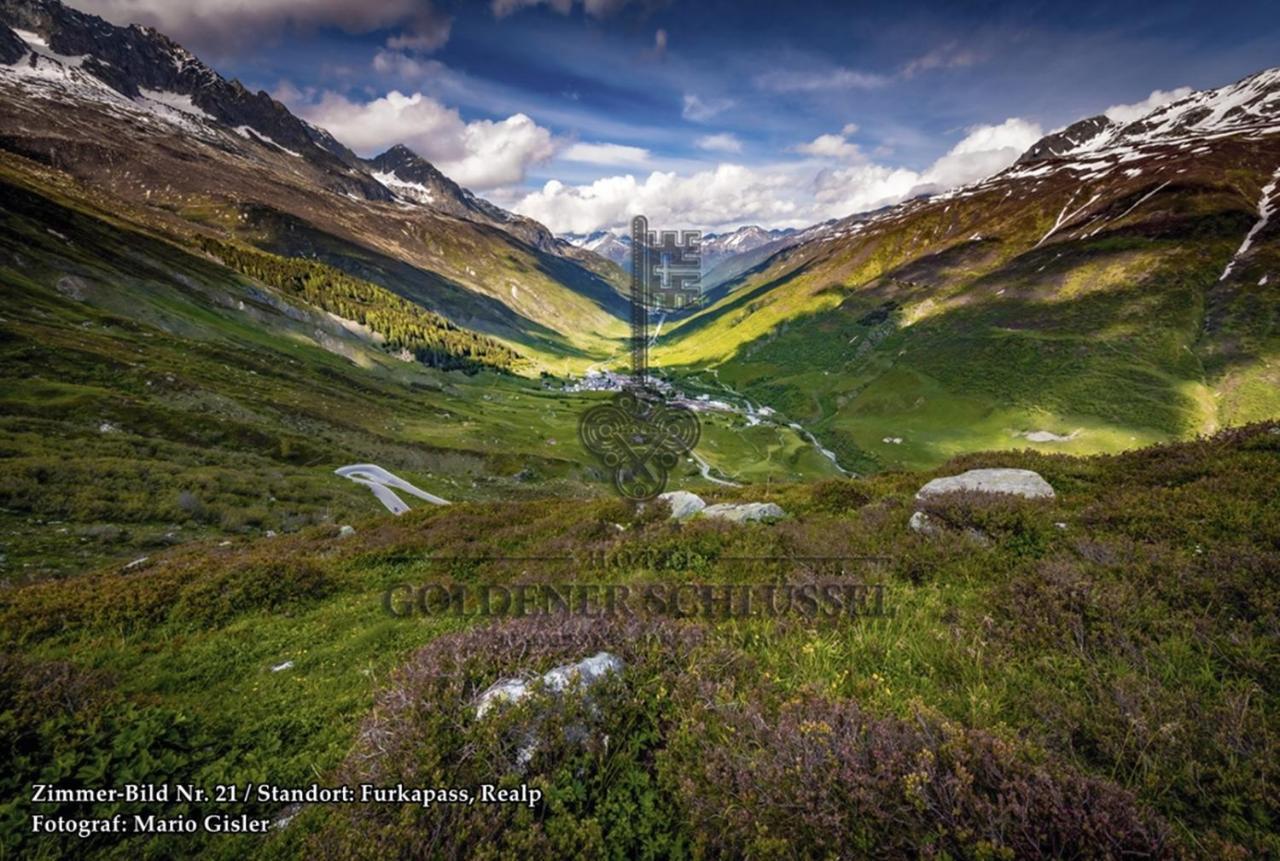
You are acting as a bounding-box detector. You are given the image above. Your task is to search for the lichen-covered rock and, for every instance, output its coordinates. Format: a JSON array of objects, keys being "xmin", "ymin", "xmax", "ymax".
[
  {"xmin": 474, "ymin": 651, "xmax": 623, "ymax": 719},
  {"xmin": 916, "ymin": 468, "xmax": 1055, "ymax": 500},
  {"xmin": 701, "ymin": 502, "xmax": 786, "ymax": 523},
  {"xmin": 658, "ymin": 490, "xmax": 706, "ymax": 520},
  {"xmin": 908, "ymin": 510, "xmax": 937, "ymax": 535},
  {"xmin": 474, "ymin": 651, "xmax": 624, "ymax": 768}
]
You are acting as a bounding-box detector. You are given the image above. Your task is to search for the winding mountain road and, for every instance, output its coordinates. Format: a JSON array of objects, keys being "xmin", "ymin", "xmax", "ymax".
[{"xmin": 335, "ymin": 464, "xmax": 450, "ymax": 515}]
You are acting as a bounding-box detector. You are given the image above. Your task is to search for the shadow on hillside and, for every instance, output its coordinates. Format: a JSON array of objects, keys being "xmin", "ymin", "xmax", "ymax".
[{"xmin": 244, "ymin": 205, "xmax": 604, "ymax": 360}]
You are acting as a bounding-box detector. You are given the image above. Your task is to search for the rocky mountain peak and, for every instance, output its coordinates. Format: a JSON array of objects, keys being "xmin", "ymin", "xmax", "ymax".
[
  {"xmin": 1017, "ymin": 66, "xmax": 1280, "ymax": 164},
  {"xmin": 1017, "ymin": 115, "xmax": 1116, "ymax": 163},
  {"xmin": 0, "ymin": 22, "xmax": 24, "ymax": 62}
]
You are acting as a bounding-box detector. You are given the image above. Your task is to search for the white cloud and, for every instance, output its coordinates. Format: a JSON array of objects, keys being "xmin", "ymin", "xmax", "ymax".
[
  {"xmin": 695, "ymin": 133, "xmax": 743, "ymax": 154},
  {"xmin": 682, "ymin": 93, "xmax": 734, "ymax": 122},
  {"xmin": 450, "ymin": 115, "xmax": 557, "ymax": 189},
  {"xmin": 792, "ymin": 132, "xmax": 863, "ymax": 160},
  {"xmin": 919, "ymin": 117, "xmax": 1042, "ymax": 188},
  {"xmin": 383, "ymin": 7, "xmax": 452, "ymax": 51},
  {"xmin": 755, "ymin": 66, "xmax": 887, "ymax": 93},
  {"xmin": 513, "ymin": 165, "xmax": 802, "ymax": 234},
  {"xmin": 298, "ymin": 90, "xmax": 554, "ymax": 190},
  {"xmin": 372, "ymin": 50, "xmax": 447, "ymax": 80},
  {"xmin": 902, "ymin": 43, "xmax": 982, "ymax": 78},
  {"xmin": 510, "ymin": 117, "xmax": 1043, "ymax": 233},
  {"xmin": 75, "ymin": 0, "xmax": 451, "ymax": 53},
  {"xmin": 491, "ymin": 0, "xmax": 636, "ymax": 19},
  {"xmin": 271, "ymin": 79, "xmax": 315, "ymax": 106},
  {"xmin": 840, "ymin": 122, "xmax": 860, "ymax": 136},
  {"xmin": 654, "ymin": 28, "xmax": 668, "ymax": 57},
  {"xmin": 943, "ymin": 117, "xmax": 1041, "ymax": 156},
  {"xmin": 562, "ymin": 142, "xmax": 652, "ymax": 166},
  {"xmin": 1104, "ymin": 87, "xmax": 1193, "ymax": 124},
  {"xmin": 810, "ymin": 163, "xmax": 923, "ymax": 214}
]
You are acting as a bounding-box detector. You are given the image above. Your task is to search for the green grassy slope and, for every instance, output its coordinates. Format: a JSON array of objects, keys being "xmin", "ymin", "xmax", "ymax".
[
  {"xmin": 0, "ymin": 84, "xmax": 631, "ymax": 370},
  {"xmin": 2, "ymin": 422, "xmax": 1276, "ymax": 858},
  {"xmin": 652, "ymin": 137, "xmax": 1280, "ymax": 473},
  {"xmin": 0, "ymin": 159, "xmax": 840, "ymax": 578}
]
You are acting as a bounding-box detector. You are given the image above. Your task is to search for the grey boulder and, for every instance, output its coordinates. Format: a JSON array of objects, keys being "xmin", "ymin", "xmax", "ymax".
[
  {"xmin": 474, "ymin": 652, "xmax": 624, "ymax": 768},
  {"xmin": 475, "ymin": 652, "xmax": 623, "ymax": 719},
  {"xmin": 916, "ymin": 468, "xmax": 1055, "ymax": 500},
  {"xmin": 658, "ymin": 490, "xmax": 706, "ymax": 520}
]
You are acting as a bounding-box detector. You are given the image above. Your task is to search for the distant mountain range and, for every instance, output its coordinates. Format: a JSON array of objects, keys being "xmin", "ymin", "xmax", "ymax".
[{"xmin": 562, "ymin": 224, "xmax": 809, "ymax": 287}]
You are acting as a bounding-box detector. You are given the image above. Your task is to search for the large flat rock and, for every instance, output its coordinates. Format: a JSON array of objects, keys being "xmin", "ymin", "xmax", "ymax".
[
  {"xmin": 701, "ymin": 502, "xmax": 786, "ymax": 523},
  {"xmin": 916, "ymin": 468, "xmax": 1055, "ymax": 500}
]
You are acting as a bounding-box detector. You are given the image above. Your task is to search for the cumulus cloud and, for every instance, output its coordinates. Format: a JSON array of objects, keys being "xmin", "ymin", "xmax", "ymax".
[
  {"xmin": 682, "ymin": 93, "xmax": 734, "ymax": 122},
  {"xmin": 510, "ymin": 117, "xmax": 1042, "ymax": 233},
  {"xmin": 755, "ymin": 66, "xmax": 887, "ymax": 93},
  {"xmin": 696, "ymin": 133, "xmax": 743, "ymax": 154},
  {"xmin": 372, "ymin": 50, "xmax": 447, "ymax": 80},
  {"xmin": 75, "ymin": 0, "xmax": 451, "ymax": 54},
  {"xmin": 1104, "ymin": 87, "xmax": 1193, "ymax": 124},
  {"xmin": 513, "ymin": 165, "xmax": 802, "ymax": 234},
  {"xmin": 809, "ymin": 162, "xmax": 923, "ymax": 214},
  {"xmin": 562, "ymin": 142, "xmax": 652, "ymax": 166},
  {"xmin": 918, "ymin": 117, "xmax": 1042, "ymax": 188},
  {"xmin": 792, "ymin": 131, "xmax": 863, "ymax": 160},
  {"xmin": 271, "ymin": 79, "xmax": 315, "ymax": 106},
  {"xmin": 298, "ymin": 91, "xmax": 554, "ymax": 190}
]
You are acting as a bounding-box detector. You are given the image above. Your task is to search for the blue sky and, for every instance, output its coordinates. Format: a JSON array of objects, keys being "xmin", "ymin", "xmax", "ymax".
[{"xmin": 76, "ymin": 0, "xmax": 1280, "ymax": 231}]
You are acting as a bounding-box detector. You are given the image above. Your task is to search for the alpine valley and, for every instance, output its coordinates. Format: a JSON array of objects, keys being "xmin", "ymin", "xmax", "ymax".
[{"xmin": 2, "ymin": 0, "xmax": 1279, "ymax": 858}]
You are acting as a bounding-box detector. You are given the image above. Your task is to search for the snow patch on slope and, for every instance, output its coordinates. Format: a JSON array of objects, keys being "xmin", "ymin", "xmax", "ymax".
[
  {"xmin": 372, "ymin": 170, "xmax": 436, "ymax": 204},
  {"xmin": 137, "ymin": 87, "xmax": 215, "ymax": 120},
  {"xmin": 233, "ymin": 125, "xmax": 302, "ymax": 157},
  {"xmin": 1219, "ymin": 165, "xmax": 1280, "ymax": 282}
]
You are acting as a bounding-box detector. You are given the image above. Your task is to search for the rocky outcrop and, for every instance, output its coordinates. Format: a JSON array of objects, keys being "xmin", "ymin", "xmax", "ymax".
[
  {"xmin": 0, "ymin": 22, "xmax": 25, "ymax": 63},
  {"xmin": 656, "ymin": 493, "xmax": 785, "ymax": 524},
  {"xmin": 1017, "ymin": 115, "xmax": 1116, "ymax": 163},
  {"xmin": 0, "ymin": 0, "xmax": 390, "ymax": 199},
  {"xmin": 909, "ymin": 468, "xmax": 1053, "ymax": 540},
  {"xmin": 915, "ymin": 468, "xmax": 1055, "ymax": 500},
  {"xmin": 908, "ymin": 510, "xmax": 937, "ymax": 535}
]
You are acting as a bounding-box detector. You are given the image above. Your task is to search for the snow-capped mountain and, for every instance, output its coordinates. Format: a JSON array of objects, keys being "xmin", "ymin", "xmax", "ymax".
[
  {"xmin": 0, "ymin": 0, "xmax": 606, "ymax": 264},
  {"xmin": 362, "ymin": 143, "xmax": 573, "ymax": 254},
  {"xmin": 562, "ymin": 224, "xmax": 799, "ymax": 280},
  {"xmin": 564, "ymin": 230, "xmax": 633, "ymax": 266},
  {"xmin": 0, "ymin": 0, "xmax": 393, "ymax": 198},
  {"xmin": 0, "ymin": 0, "xmax": 629, "ymax": 344},
  {"xmin": 701, "ymin": 225, "xmax": 795, "ymax": 270},
  {"xmin": 1019, "ymin": 67, "xmax": 1280, "ymax": 163}
]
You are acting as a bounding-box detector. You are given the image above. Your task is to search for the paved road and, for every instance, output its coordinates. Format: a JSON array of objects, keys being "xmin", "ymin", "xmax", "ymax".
[{"xmin": 335, "ymin": 464, "xmax": 450, "ymax": 515}]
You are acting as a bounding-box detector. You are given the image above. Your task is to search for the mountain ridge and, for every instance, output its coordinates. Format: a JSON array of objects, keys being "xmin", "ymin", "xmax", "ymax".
[
  {"xmin": 650, "ymin": 64, "xmax": 1280, "ymax": 471},
  {"xmin": 0, "ymin": 0, "xmax": 631, "ymax": 364}
]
